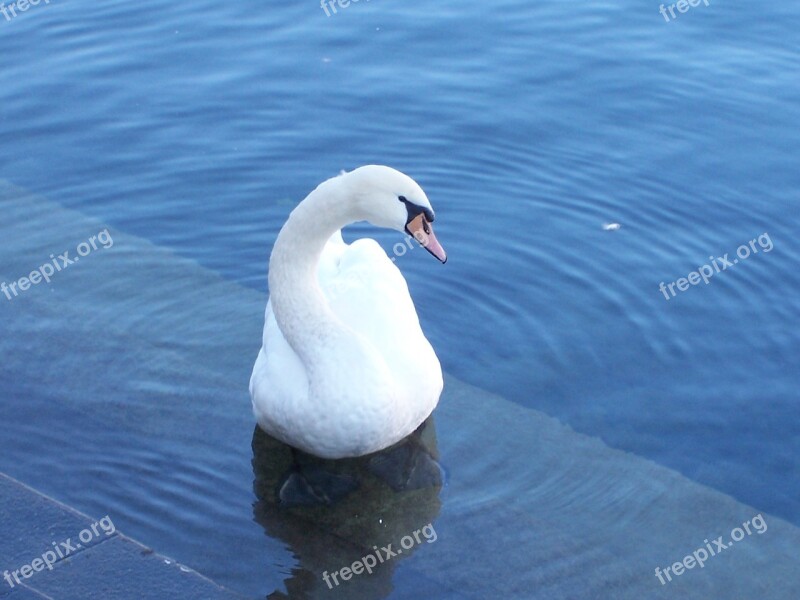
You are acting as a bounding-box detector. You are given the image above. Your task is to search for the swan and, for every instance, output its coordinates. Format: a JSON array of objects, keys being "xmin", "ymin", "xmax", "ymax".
[{"xmin": 250, "ymin": 165, "xmax": 447, "ymax": 459}]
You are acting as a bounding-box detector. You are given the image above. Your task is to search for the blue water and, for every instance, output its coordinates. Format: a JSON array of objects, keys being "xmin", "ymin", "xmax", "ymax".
[{"xmin": 1, "ymin": 0, "xmax": 798, "ymax": 597}]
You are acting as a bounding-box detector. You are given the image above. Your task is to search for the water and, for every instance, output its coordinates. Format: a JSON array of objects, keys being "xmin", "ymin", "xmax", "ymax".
[{"xmin": 1, "ymin": 0, "xmax": 799, "ymax": 598}]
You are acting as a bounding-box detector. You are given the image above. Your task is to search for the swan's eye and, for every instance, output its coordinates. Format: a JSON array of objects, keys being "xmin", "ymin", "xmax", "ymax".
[{"xmin": 398, "ymin": 196, "xmax": 434, "ymax": 224}]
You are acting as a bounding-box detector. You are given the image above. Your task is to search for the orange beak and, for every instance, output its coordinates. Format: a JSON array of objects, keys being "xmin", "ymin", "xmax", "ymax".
[{"xmin": 405, "ymin": 213, "xmax": 447, "ymax": 263}]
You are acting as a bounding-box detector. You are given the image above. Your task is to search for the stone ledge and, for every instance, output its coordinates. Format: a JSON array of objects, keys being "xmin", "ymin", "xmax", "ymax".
[{"xmin": 0, "ymin": 473, "xmax": 244, "ymax": 600}]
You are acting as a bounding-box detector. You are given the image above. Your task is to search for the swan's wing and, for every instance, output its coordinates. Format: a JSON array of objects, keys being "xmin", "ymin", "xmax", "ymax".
[
  {"xmin": 323, "ymin": 238, "xmax": 419, "ymax": 334},
  {"xmin": 320, "ymin": 237, "xmax": 437, "ymax": 385}
]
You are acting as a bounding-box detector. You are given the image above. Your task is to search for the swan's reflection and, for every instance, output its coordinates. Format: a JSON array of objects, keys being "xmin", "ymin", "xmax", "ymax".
[{"xmin": 252, "ymin": 418, "xmax": 443, "ymax": 599}]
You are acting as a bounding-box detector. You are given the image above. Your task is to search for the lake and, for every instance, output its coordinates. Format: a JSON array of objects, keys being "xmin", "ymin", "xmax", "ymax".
[{"xmin": 0, "ymin": 0, "xmax": 798, "ymax": 598}]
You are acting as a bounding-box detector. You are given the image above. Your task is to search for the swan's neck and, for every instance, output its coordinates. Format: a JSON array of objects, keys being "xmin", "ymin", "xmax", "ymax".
[{"xmin": 268, "ymin": 179, "xmax": 358, "ymax": 366}]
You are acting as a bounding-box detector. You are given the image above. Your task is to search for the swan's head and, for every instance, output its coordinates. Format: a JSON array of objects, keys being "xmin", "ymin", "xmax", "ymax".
[{"xmin": 342, "ymin": 165, "xmax": 447, "ymax": 263}]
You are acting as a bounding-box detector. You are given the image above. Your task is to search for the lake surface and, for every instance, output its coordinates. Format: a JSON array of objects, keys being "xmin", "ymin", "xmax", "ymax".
[{"xmin": 1, "ymin": 0, "xmax": 798, "ymax": 598}]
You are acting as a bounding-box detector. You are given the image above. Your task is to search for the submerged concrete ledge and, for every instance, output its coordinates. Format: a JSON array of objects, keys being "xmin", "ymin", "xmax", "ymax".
[
  {"xmin": 1, "ymin": 180, "xmax": 799, "ymax": 599},
  {"xmin": 0, "ymin": 473, "xmax": 244, "ymax": 600}
]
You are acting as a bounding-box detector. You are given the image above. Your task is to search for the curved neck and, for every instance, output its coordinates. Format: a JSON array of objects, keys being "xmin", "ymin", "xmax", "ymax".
[{"xmin": 268, "ymin": 180, "xmax": 358, "ymax": 366}]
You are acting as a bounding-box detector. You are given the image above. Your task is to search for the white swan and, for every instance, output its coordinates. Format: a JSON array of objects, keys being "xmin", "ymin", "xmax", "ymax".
[{"xmin": 250, "ymin": 165, "xmax": 447, "ymax": 459}]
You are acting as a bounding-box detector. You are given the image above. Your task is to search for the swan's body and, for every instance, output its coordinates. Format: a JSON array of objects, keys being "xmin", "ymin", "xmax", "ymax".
[{"xmin": 250, "ymin": 166, "xmax": 446, "ymax": 459}]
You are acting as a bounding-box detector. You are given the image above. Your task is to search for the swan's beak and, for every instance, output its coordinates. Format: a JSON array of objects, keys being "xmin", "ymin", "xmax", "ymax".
[{"xmin": 406, "ymin": 214, "xmax": 447, "ymax": 264}]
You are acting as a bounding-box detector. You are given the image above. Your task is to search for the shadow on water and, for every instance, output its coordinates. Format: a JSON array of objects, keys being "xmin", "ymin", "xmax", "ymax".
[{"xmin": 251, "ymin": 418, "xmax": 443, "ymax": 599}]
